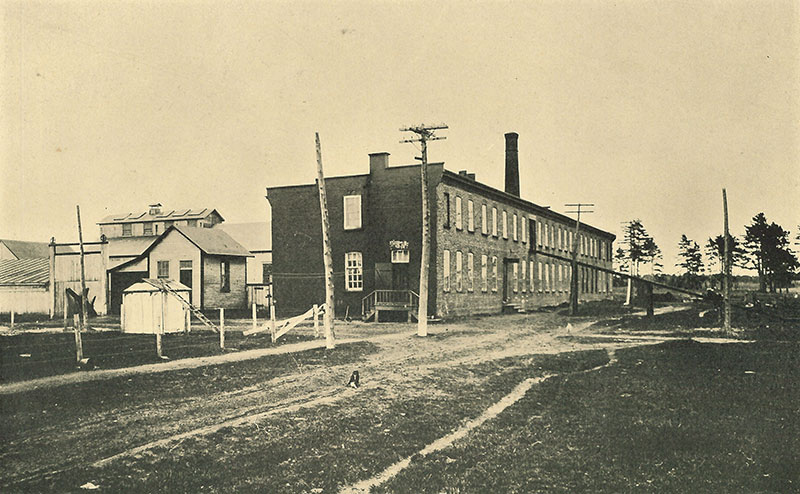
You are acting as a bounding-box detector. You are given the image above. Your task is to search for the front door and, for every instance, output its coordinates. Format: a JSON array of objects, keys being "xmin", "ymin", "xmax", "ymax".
[
  {"xmin": 503, "ymin": 259, "xmax": 518, "ymax": 303},
  {"xmin": 375, "ymin": 263, "xmax": 393, "ymax": 290},
  {"xmin": 179, "ymin": 262, "xmax": 193, "ymax": 304},
  {"xmin": 392, "ymin": 263, "xmax": 409, "ymax": 290}
]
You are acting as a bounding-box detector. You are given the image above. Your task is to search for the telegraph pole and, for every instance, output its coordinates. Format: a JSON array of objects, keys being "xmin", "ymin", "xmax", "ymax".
[
  {"xmin": 75, "ymin": 205, "xmax": 86, "ymax": 361},
  {"xmin": 565, "ymin": 203, "xmax": 594, "ymax": 316},
  {"xmin": 315, "ymin": 132, "xmax": 335, "ymax": 349},
  {"xmin": 401, "ymin": 123, "xmax": 448, "ymax": 337},
  {"xmin": 722, "ymin": 188, "xmax": 732, "ymax": 334}
]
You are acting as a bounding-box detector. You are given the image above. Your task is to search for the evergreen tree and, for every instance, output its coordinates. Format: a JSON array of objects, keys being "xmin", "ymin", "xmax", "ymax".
[
  {"xmin": 705, "ymin": 234, "xmax": 746, "ymax": 289},
  {"xmin": 744, "ymin": 213, "xmax": 799, "ymax": 292},
  {"xmin": 677, "ymin": 234, "xmax": 704, "ymax": 289}
]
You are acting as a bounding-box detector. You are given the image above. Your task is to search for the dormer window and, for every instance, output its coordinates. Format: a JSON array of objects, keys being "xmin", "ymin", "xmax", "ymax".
[{"xmin": 149, "ymin": 203, "xmax": 162, "ymax": 216}]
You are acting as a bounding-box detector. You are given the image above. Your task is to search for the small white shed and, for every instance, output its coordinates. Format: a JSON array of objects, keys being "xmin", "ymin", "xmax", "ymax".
[{"xmin": 121, "ymin": 279, "xmax": 191, "ymax": 334}]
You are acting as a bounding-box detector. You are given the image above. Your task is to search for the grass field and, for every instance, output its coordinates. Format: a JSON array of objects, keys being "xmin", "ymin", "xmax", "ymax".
[
  {"xmin": 2, "ymin": 305, "xmax": 798, "ymax": 493},
  {"xmin": 376, "ymin": 341, "xmax": 799, "ymax": 493}
]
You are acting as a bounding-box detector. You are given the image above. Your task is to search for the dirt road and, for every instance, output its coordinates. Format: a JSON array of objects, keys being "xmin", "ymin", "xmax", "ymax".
[{"xmin": 0, "ymin": 311, "xmax": 684, "ymax": 490}]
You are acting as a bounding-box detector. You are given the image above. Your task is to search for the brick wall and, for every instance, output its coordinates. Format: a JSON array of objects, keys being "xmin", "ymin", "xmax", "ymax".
[
  {"xmin": 202, "ymin": 254, "xmax": 247, "ymax": 310},
  {"xmin": 434, "ymin": 175, "xmax": 615, "ymax": 318}
]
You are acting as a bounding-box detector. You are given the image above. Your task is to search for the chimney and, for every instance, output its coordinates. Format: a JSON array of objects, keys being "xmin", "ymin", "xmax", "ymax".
[
  {"xmin": 369, "ymin": 152, "xmax": 390, "ymax": 174},
  {"xmin": 504, "ymin": 132, "xmax": 520, "ymax": 196}
]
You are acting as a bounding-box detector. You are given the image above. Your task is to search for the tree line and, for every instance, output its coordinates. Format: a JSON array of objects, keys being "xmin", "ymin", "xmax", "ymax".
[{"xmin": 614, "ymin": 213, "xmax": 799, "ymax": 293}]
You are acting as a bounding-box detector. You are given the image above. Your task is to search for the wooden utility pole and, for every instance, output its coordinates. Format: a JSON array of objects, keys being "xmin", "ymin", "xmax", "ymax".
[
  {"xmin": 315, "ymin": 132, "xmax": 335, "ymax": 349},
  {"xmin": 565, "ymin": 204, "xmax": 593, "ymax": 316},
  {"xmin": 74, "ymin": 206, "xmax": 86, "ymax": 361},
  {"xmin": 723, "ymin": 188, "xmax": 732, "ymax": 334},
  {"xmin": 401, "ymin": 124, "xmax": 448, "ymax": 337}
]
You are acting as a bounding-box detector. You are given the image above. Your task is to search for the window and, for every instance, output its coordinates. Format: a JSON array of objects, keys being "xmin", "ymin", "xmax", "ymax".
[
  {"xmin": 537, "ymin": 221, "xmax": 542, "ymax": 247},
  {"xmin": 521, "ymin": 261, "xmax": 526, "ymax": 292},
  {"xmin": 157, "ymin": 260, "xmax": 169, "ymax": 279},
  {"xmin": 220, "ymin": 260, "xmax": 230, "ymax": 292},
  {"xmin": 455, "ymin": 196, "xmax": 463, "ymax": 230},
  {"xmin": 481, "ymin": 255, "xmax": 488, "ymax": 292},
  {"xmin": 443, "ymin": 192, "xmax": 451, "ymax": 228},
  {"xmin": 467, "ymin": 200, "xmax": 474, "ymax": 232},
  {"xmin": 481, "ymin": 204, "xmax": 488, "ymax": 235},
  {"xmin": 513, "ymin": 213, "xmax": 518, "ymax": 241},
  {"xmin": 443, "ymin": 250, "xmax": 451, "ymax": 292},
  {"xmin": 262, "ymin": 263, "xmax": 272, "ymax": 284},
  {"xmin": 558, "ymin": 264, "xmax": 563, "ymax": 292},
  {"xmin": 512, "ymin": 263, "xmax": 518, "ymax": 293},
  {"xmin": 154, "ymin": 224, "xmax": 159, "ymax": 235},
  {"xmin": 391, "ymin": 249, "xmax": 409, "ymax": 263},
  {"xmin": 548, "ymin": 224, "xmax": 553, "ymax": 248},
  {"xmin": 522, "ymin": 216, "xmax": 527, "ymax": 243},
  {"xmin": 529, "ymin": 220, "xmax": 536, "ymax": 252},
  {"xmin": 343, "ymin": 195, "xmax": 362, "ymax": 230},
  {"xmin": 345, "ymin": 252, "xmax": 363, "ymax": 291},
  {"xmin": 556, "ymin": 226, "xmax": 561, "ymax": 250},
  {"xmin": 187, "ymin": 220, "xmax": 198, "ymax": 228},
  {"xmin": 538, "ymin": 261, "xmax": 543, "ymax": 292},
  {"xmin": 492, "ymin": 207, "xmax": 498, "ymax": 237},
  {"xmin": 529, "ymin": 260, "xmax": 535, "ymax": 291},
  {"xmin": 122, "ymin": 223, "xmax": 132, "ymax": 237},
  {"xmin": 492, "ymin": 256, "xmax": 498, "ymax": 292},
  {"xmin": 502, "ymin": 211, "xmax": 508, "ymax": 239},
  {"xmin": 544, "ymin": 262, "xmax": 550, "ymax": 292},
  {"xmin": 467, "ymin": 252, "xmax": 474, "ymax": 292},
  {"xmin": 455, "ymin": 251, "xmax": 463, "ymax": 292},
  {"xmin": 143, "ymin": 223, "xmax": 153, "ymax": 236}
]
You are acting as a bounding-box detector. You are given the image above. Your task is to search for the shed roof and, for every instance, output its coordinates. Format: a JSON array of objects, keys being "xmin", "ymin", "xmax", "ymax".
[
  {"xmin": 98, "ymin": 208, "xmax": 223, "ymax": 225},
  {"xmin": 0, "ymin": 239, "xmax": 50, "ymax": 259},
  {"xmin": 108, "ymin": 236, "xmax": 158, "ymax": 258},
  {"xmin": 123, "ymin": 278, "xmax": 191, "ymax": 293},
  {"xmin": 0, "ymin": 258, "xmax": 49, "ymax": 286},
  {"xmin": 214, "ymin": 222, "xmax": 271, "ymax": 252}
]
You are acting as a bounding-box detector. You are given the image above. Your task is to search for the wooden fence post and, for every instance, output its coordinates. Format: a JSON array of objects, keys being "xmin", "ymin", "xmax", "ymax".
[
  {"xmin": 219, "ymin": 308, "xmax": 225, "ymax": 349},
  {"xmin": 252, "ymin": 302, "xmax": 257, "ymax": 333},
  {"xmin": 10, "ymin": 310, "xmax": 14, "ymax": 328},
  {"xmin": 313, "ymin": 304, "xmax": 319, "ymax": 338},
  {"xmin": 156, "ymin": 333, "xmax": 163, "ymax": 359},
  {"xmin": 63, "ymin": 293, "xmax": 68, "ymax": 330}
]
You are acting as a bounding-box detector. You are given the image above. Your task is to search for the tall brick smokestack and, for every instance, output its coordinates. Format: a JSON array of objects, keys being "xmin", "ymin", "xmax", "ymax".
[{"xmin": 504, "ymin": 132, "xmax": 520, "ymax": 197}]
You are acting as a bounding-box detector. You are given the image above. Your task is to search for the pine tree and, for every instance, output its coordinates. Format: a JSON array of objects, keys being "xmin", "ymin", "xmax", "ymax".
[
  {"xmin": 677, "ymin": 234, "xmax": 704, "ymax": 289},
  {"xmin": 744, "ymin": 213, "xmax": 799, "ymax": 292}
]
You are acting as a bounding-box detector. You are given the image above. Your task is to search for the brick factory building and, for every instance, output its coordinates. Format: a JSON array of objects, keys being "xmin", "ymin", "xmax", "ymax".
[{"xmin": 267, "ymin": 132, "xmax": 615, "ymax": 320}]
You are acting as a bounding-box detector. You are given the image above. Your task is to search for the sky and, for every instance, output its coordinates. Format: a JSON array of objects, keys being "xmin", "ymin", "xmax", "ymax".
[{"xmin": 2, "ymin": 0, "xmax": 798, "ymax": 274}]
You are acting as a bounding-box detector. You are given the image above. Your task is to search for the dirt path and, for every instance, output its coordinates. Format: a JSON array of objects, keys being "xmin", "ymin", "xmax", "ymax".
[{"xmin": 2, "ymin": 309, "xmax": 742, "ymax": 489}]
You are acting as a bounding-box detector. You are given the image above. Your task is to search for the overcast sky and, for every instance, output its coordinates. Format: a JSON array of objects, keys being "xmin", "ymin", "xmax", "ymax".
[{"xmin": 2, "ymin": 0, "xmax": 798, "ymax": 273}]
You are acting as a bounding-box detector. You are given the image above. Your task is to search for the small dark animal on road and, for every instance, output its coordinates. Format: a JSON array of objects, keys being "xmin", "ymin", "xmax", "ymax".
[{"xmin": 347, "ymin": 370, "xmax": 360, "ymax": 388}]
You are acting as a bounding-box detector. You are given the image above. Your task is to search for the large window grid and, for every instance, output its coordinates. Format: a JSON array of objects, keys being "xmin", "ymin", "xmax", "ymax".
[{"xmin": 345, "ymin": 252, "xmax": 363, "ymax": 291}]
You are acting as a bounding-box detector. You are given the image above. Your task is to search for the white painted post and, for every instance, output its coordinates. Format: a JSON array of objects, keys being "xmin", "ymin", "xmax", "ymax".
[
  {"xmin": 63, "ymin": 293, "xmax": 68, "ymax": 330},
  {"xmin": 185, "ymin": 306, "xmax": 190, "ymax": 333},
  {"xmin": 156, "ymin": 333, "xmax": 163, "ymax": 359},
  {"xmin": 219, "ymin": 308, "xmax": 225, "ymax": 349},
  {"xmin": 313, "ymin": 304, "xmax": 320, "ymax": 338},
  {"xmin": 270, "ymin": 300, "xmax": 277, "ymax": 343},
  {"xmin": 10, "ymin": 310, "xmax": 14, "ymax": 328},
  {"xmin": 252, "ymin": 303, "xmax": 257, "ymax": 332}
]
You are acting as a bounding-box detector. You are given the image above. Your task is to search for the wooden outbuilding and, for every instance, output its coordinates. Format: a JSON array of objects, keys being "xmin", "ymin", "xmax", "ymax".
[{"xmin": 121, "ymin": 279, "xmax": 191, "ymax": 334}]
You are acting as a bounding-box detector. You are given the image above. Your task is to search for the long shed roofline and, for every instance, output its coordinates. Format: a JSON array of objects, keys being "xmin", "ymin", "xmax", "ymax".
[{"xmin": 266, "ymin": 162, "xmax": 615, "ymax": 240}]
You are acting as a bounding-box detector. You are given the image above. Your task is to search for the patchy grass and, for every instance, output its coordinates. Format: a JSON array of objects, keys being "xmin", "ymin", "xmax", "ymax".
[
  {"xmin": 5, "ymin": 350, "xmax": 609, "ymax": 493},
  {"xmin": 0, "ymin": 329, "xmax": 316, "ymax": 383},
  {"xmin": 1, "ymin": 341, "xmax": 379, "ymax": 489},
  {"xmin": 592, "ymin": 301, "xmax": 800, "ymax": 340},
  {"xmin": 376, "ymin": 340, "xmax": 800, "ymax": 493}
]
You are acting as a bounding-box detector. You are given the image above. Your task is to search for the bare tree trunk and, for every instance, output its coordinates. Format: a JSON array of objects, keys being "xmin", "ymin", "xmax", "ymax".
[{"xmin": 315, "ymin": 133, "xmax": 335, "ymax": 349}]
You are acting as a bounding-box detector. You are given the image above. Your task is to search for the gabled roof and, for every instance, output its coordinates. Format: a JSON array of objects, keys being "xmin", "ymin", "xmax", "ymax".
[
  {"xmin": 0, "ymin": 259, "xmax": 49, "ymax": 286},
  {"xmin": 98, "ymin": 208, "xmax": 224, "ymax": 224},
  {"xmin": 172, "ymin": 226, "xmax": 251, "ymax": 256},
  {"xmin": 214, "ymin": 222, "xmax": 271, "ymax": 252},
  {"xmin": 109, "ymin": 226, "xmax": 250, "ymax": 273},
  {"xmin": 0, "ymin": 239, "xmax": 50, "ymax": 259}
]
